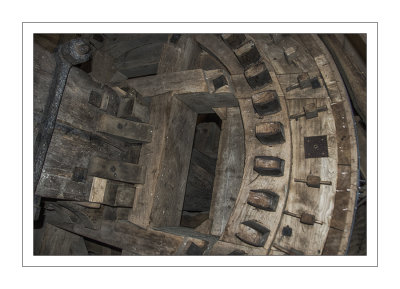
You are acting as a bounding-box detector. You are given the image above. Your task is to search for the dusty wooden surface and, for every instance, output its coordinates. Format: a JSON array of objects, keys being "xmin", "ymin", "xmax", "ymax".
[
  {"xmin": 122, "ymin": 69, "xmax": 238, "ymax": 113},
  {"xmin": 129, "ymin": 40, "xmax": 199, "ymax": 229},
  {"xmin": 96, "ymin": 114, "xmax": 153, "ymax": 143},
  {"xmin": 128, "ymin": 93, "xmax": 197, "ymax": 228},
  {"xmin": 37, "ymin": 223, "xmax": 88, "ymax": 255},
  {"xmin": 183, "ymin": 149, "xmax": 216, "ymax": 212},
  {"xmin": 87, "ymin": 156, "xmax": 145, "ymax": 184},
  {"xmin": 157, "ymin": 34, "xmax": 201, "ymax": 74},
  {"xmin": 148, "ymin": 96, "xmax": 197, "ymax": 227},
  {"xmin": 209, "ymin": 107, "xmax": 245, "ymax": 236}
]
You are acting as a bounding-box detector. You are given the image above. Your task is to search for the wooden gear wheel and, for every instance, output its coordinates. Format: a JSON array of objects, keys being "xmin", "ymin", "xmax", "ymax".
[{"xmin": 33, "ymin": 33, "xmax": 364, "ymax": 256}]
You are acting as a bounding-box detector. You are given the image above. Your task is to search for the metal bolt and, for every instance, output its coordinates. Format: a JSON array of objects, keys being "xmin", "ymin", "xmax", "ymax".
[{"xmin": 282, "ymin": 225, "xmax": 292, "ymax": 237}]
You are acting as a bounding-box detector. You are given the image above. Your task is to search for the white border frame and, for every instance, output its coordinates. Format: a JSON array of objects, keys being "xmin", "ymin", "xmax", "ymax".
[{"xmin": 22, "ymin": 22, "xmax": 378, "ymax": 267}]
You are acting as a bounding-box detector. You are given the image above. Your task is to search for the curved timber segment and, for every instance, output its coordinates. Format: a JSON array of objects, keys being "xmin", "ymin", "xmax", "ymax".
[
  {"xmin": 219, "ymin": 33, "xmax": 292, "ymax": 252},
  {"xmin": 215, "ymin": 34, "xmax": 358, "ymax": 256}
]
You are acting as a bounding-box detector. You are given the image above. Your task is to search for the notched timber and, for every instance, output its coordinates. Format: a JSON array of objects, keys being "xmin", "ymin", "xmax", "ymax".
[
  {"xmin": 96, "ymin": 114, "xmax": 153, "ymax": 143},
  {"xmin": 122, "ymin": 69, "xmax": 238, "ymax": 113},
  {"xmin": 88, "ymin": 156, "xmax": 145, "ymax": 184}
]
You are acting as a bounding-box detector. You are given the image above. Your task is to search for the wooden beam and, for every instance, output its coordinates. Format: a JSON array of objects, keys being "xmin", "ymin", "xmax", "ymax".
[
  {"xmin": 88, "ymin": 156, "xmax": 145, "ymax": 184},
  {"xmin": 209, "ymin": 107, "xmax": 245, "ymax": 236},
  {"xmin": 123, "ymin": 69, "xmax": 208, "ymax": 97},
  {"xmin": 52, "ymin": 220, "xmax": 208, "ymax": 255},
  {"xmin": 157, "ymin": 34, "xmax": 201, "ymax": 74},
  {"xmin": 121, "ymin": 69, "xmax": 238, "ymax": 113},
  {"xmin": 129, "ymin": 93, "xmax": 197, "ymax": 228},
  {"xmin": 96, "ymin": 113, "xmax": 153, "ymax": 143}
]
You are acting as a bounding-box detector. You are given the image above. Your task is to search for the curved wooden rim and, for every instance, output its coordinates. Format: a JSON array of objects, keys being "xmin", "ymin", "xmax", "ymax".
[{"xmin": 195, "ymin": 33, "xmax": 358, "ymax": 255}]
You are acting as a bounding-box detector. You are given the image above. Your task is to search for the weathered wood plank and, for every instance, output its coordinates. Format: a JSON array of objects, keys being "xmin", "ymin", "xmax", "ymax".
[
  {"xmin": 157, "ymin": 35, "xmax": 201, "ymax": 74},
  {"xmin": 285, "ymin": 98, "xmax": 337, "ymax": 223},
  {"xmin": 181, "ymin": 211, "xmax": 209, "ymax": 228},
  {"xmin": 322, "ymin": 227, "xmax": 344, "ymax": 255},
  {"xmin": 212, "ymin": 107, "xmax": 227, "ymax": 120},
  {"xmin": 84, "ymin": 238, "xmax": 121, "ymax": 255},
  {"xmin": 102, "ymin": 34, "xmax": 168, "ymax": 59},
  {"xmin": 331, "ymin": 101, "xmax": 353, "ymax": 165},
  {"xmin": 53, "ymin": 221, "xmax": 189, "ymax": 255},
  {"xmin": 38, "ymin": 223, "xmax": 88, "ymax": 255},
  {"xmin": 271, "ymin": 98, "xmax": 337, "ymax": 255},
  {"xmin": 281, "ymin": 35, "xmax": 320, "ymax": 74},
  {"xmin": 129, "ymin": 94, "xmax": 197, "ymax": 228},
  {"xmin": 88, "ymin": 156, "xmax": 145, "ymax": 184},
  {"xmin": 123, "ymin": 69, "xmax": 208, "ymax": 97},
  {"xmin": 117, "ymin": 95, "xmax": 150, "ymax": 123},
  {"xmin": 209, "ymin": 240, "xmax": 267, "ymax": 255},
  {"xmin": 122, "ymin": 69, "xmax": 238, "ymax": 113},
  {"xmin": 330, "ymin": 165, "xmax": 356, "ymax": 230},
  {"xmin": 96, "ymin": 113, "xmax": 153, "ymax": 143},
  {"xmin": 209, "ymin": 107, "xmax": 245, "ymax": 236},
  {"xmin": 357, "ymin": 121, "xmax": 367, "ymax": 178},
  {"xmin": 193, "ymin": 122, "xmax": 221, "ymax": 159},
  {"xmin": 90, "ymin": 50, "xmax": 128, "ymax": 84},
  {"xmin": 193, "ymin": 50, "xmax": 227, "ymax": 71},
  {"xmin": 249, "ymin": 34, "xmax": 302, "ymax": 75},
  {"xmin": 36, "ymin": 122, "xmax": 135, "ymax": 201},
  {"xmin": 149, "ymin": 96, "xmax": 197, "ymax": 227},
  {"xmin": 88, "ymin": 177, "xmax": 136, "ymax": 207},
  {"xmin": 114, "ymin": 42, "xmax": 164, "ymax": 78},
  {"xmin": 183, "ymin": 149, "xmax": 216, "ymax": 212},
  {"xmin": 312, "ymin": 35, "xmax": 348, "ymax": 104},
  {"xmin": 57, "ymin": 67, "xmax": 105, "ymax": 133},
  {"xmin": 271, "ymin": 214, "xmax": 327, "ymax": 255},
  {"xmin": 319, "ymin": 34, "xmax": 366, "ymax": 122},
  {"xmin": 89, "ymin": 177, "xmax": 107, "ymax": 203},
  {"xmin": 296, "ymin": 34, "xmax": 323, "ymax": 58}
]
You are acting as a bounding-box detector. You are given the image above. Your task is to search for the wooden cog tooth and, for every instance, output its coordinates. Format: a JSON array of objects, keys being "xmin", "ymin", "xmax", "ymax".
[
  {"xmin": 235, "ymin": 220, "xmax": 270, "ymax": 247},
  {"xmin": 251, "ymin": 90, "xmax": 281, "ymax": 116},
  {"xmin": 247, "ymin": 190, "xmax": 279, "ymax": 212},
  {"xmin": 253, "ymin": 156, "xmax": 285, "ymax": 176},
  {"xmin": 221, "ymin": 34, "xmax": 247, "ymax": 49},
  {"xmin": 233, "ymin": 40, "xmax": 261, "ymax": 68},
  {"xmin": 245, "ymin": 62, "xmax": 272, "ymax": 89},
  {"xmin": 255, "ymin": 122, "xmax": 285, "ymax": 145}
]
